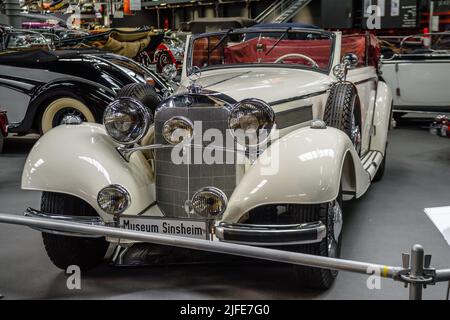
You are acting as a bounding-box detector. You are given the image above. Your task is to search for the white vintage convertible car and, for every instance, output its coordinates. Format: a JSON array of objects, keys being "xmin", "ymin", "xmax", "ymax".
[
  {"xmin": 381, "ymin": 32, "xmax": 450, "ymax": 118},
  {"xmin": 21, "ymin": 26, "xmax": 393, "ymax": 289}
]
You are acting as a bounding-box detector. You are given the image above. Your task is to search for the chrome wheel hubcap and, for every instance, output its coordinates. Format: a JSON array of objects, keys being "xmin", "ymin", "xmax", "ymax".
[{"xmin": 60, "ymin": 111, "xmax": 83, "ymax": 125}]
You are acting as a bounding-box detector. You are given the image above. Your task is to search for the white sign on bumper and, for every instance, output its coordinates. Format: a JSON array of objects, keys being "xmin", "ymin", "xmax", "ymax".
[{"xmin": 119, "ymin": 217, "xmax": 210, "ymax": 240}]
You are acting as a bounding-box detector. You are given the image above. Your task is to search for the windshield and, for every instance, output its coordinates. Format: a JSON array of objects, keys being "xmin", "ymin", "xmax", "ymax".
[{"xmin": 190, "ymin": 29, "xmax": 334, "ymax": 73}]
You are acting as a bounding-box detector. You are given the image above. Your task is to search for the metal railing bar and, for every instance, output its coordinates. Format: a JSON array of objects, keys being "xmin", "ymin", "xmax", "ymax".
[
  {"xmin": 0, "ymin": 213, "xmax": 402, "ymax": 278},
  {"xmin": 435, "ymin": 269, "xmax": 450, "ymax": 282}
]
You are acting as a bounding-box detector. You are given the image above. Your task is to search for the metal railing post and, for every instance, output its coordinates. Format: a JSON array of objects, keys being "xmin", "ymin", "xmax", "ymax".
[
  {"xmin": 409, "ymin": 244, "xmax": 425, "ymax": 300},
  {"xmin": 447, "ymin": 282, "xmax": 450, "ymax": 300}
]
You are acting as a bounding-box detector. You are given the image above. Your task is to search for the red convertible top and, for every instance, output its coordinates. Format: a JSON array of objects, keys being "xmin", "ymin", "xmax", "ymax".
[{"xmin": 342, "ymin": 33, "xmax": 381, "ymax": 67}]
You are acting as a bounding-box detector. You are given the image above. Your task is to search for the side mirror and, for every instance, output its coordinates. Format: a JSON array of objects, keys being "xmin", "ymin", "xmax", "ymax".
[
  {"xmin": 342, "ymin": 53, "xmax": 359, "ymax": 67},
  {"xmin": 161, "ymin": 64, "xmax": 178, "ymax": 82}
]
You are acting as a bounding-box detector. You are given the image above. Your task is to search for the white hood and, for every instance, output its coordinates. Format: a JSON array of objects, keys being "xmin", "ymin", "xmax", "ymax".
[{"xmin": 179, "ymin": 67, "xmax": 331, "ymax": 103}]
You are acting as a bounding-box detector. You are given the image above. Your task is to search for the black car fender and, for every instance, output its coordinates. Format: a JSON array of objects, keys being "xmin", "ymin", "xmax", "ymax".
[{"xmin": 13, "ymin": 78, "xmax": 116, "ymax": 133}]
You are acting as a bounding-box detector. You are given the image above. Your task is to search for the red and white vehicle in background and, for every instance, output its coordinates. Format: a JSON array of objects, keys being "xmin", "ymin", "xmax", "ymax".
[{"xmin": 154, "ymin": 35, "xmax": 185, "ymax": 73}]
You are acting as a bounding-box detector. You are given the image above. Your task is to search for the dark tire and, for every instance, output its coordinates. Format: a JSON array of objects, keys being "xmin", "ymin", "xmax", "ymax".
[
  {"xmin": 247, "ymin": 189, "xmax": 343, "ymax": 289},
  {"xmin": 0, "ymin": 135, "xmax": 3, "ymax": 153},
  {"xmin": 324, "ymin": 82, "xmax": 362, "ymax": 155},
  {"xmin": 41, "ymin": 192, "xmax": 109, "ymax": 271},
  {"xmin": 290, "ymin": 189, "xmax": 343, "ymax": 289},
  {"xmin": 117, "ymin": 83, "xmax": 160, "ymax": 114}
]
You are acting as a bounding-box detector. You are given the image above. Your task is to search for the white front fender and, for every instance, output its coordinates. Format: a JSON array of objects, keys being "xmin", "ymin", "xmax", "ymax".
[
  {"xmin": 21, "ymin": 124, "xmax": 155, "ymax": 223},
  {"xmin": 222, "ymin": 127, "xmax": 371, "ymax": 223}
]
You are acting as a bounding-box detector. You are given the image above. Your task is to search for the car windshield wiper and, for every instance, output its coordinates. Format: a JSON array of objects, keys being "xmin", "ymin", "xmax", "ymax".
[
  {"xmin": 208, "ymin": 29, "xmax": 233, "ymax": 56},
  {"xmin": 265, "ymin": 27, "xmax": 292, "ymax": 56}
]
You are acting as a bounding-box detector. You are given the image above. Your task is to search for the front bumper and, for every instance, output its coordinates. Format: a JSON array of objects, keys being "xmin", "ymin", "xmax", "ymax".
[
  {"xmin": 24, "ymin": 207, "xmax": 106, "ymax": 238},
  {"xmin": 24, "ymin": 208, "xmax": 327, "ymax": 246},
  {"xmin": 215, "ymin": 222, "xmax": 326, "ymax": 246}
]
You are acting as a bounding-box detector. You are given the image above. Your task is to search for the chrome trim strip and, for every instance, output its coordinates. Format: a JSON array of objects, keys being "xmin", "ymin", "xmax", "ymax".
[
  {"xmin": 269, "ymin": 90, "xmax": 327, "ymax": 107},
  {"xmin": 393, "ymin": 107, "xmax": 450, "ymax": 113},
  {"xmin": 215, "ymin": 221, "xmax": 326, "ymax": 246},
  {"xmin": 382, "ymin": 59, "xmax": 450, "ymax": 64},
  {"xmin": 354, "ymin": 77, "xmax": 378, "ymax": 86}
]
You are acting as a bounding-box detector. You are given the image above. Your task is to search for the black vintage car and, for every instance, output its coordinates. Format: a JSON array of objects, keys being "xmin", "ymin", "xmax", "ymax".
[{"xmin": 0, "ymin": 48, "xmax": 171, "ymax": 134}]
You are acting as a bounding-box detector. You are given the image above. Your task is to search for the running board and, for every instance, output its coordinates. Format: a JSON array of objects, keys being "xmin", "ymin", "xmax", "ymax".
[{"xmin": 362, "ymin": 150, "xmax": 383, "ymax": 180}]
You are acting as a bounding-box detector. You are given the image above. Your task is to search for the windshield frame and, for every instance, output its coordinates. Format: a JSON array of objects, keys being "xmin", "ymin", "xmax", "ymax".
[{"xmin": 187, "ymin": 27, "xmax": 336, "ymax": 76}]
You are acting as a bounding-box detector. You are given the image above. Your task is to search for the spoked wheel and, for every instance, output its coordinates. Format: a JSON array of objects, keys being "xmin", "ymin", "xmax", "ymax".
[
  {"xmin": 326, "ymin": 199, "xmax": 343, "ymax": 264},
  {"xmin": 350, "ymin": 108, "xmax": 362, "ymax": 155}
]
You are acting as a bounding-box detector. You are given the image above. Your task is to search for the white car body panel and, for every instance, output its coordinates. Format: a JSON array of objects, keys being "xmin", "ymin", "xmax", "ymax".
[
  {"xmin": 381, "ymin": 58, "xmax": 450, "ymax": 111},
  {"xmin": 370, "ymin": 81, "xmax": 393, "ymax": 154},
  {"xmin": 222, "ymin": 126, "xmax": 370, "ymax": 223},
  {"xmin": 178, "ymin": 67, "xmax": 332, "ymax": 105},
  {"xmin": 21, "ymin": 124, "xmax": 155, "ymax": 223}
]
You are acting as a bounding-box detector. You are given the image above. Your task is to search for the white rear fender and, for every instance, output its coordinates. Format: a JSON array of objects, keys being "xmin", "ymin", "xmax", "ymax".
[
  {"xmin": 371, "ymin": 81, "xmax": 393, "ymax": 154},
  {"xmin": 222, "ymin": 127, "xmax": 371, "ymax": 223},
  {"xmin": 21, "ymin": 124, "xmax": 155, "ymax": 222}
]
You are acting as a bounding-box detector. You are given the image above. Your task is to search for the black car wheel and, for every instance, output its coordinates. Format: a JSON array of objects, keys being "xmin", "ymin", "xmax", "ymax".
[
  {"xmin": 246, "ymin": 187, "xmax": 343, "ymax": 290},
  {"xmin": 291, "ymin": 191, "xmax": 343, "ymax": 289},
  {"xmin": 41, "ymin": 192, "xmax": 109, "ymax": 271}
]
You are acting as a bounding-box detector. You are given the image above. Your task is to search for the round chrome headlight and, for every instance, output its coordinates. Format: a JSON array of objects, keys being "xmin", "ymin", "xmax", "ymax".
[
  {"xmin": 191, "ymin": 187, "xmax": 228, "ymax": 217},
  {"xmin": 162, "ymin": 116, "xmax": 193, "ymax": 145},
  {"xmin": 228, "ymin": 99, "xmax": 275, "ymax": 146},
  {"xmin": 97, "ymin": 185, "xmax": 131, "ymax": 215},
  {"xmin": 103, "ymin": 97, "xmax": 151, "ymax": 145}
]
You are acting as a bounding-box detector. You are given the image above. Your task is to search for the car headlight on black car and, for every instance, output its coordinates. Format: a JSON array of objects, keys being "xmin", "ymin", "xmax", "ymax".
[
  {"xmin": 228, "ymin": 98, "xmax": 275, "ymax": 146},
  {"xmin": 103, "ymin": 97, "xmax": 151, "ymax": 145}
]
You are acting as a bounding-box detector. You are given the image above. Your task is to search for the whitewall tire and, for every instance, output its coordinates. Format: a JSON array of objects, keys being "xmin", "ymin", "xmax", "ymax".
[{"xmin": 40, "ymin": 97, "xmax": 95, "ymax": 134}]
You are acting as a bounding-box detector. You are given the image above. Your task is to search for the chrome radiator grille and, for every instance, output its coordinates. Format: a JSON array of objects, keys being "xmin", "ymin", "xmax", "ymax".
[{"xmin": 155, "ymin": 106, "xmax": 236, "ymax": 218}]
